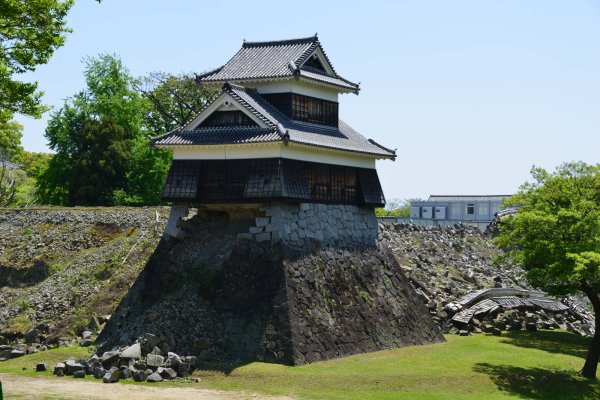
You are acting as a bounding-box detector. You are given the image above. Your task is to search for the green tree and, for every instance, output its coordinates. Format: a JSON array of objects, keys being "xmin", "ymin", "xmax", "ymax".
[
  {"xmin": 0, "ymin": 156, "xmax": 17, "ymax": 205},
  {"xmin": 39, "ymin": 54, "xmax": 142, "ymax": 205},
  {"xmin": 12, "ymin": 151, "xmax": 52, "ymax": 205},
  {"xmin": 494, "ymin": 162, "xmax": 600, "ymax": 379},
  {"xmin": 375, "ymin": 198, "xmax": 421, "ymax": 217},
  {"xmin": 136, "ymin": 72, "xmax": 218, "ymax": 133},
  {"xmin": 0, "ymin": 0, "xmax": 74, "ymax": 117},
  {"xmin": 118, "ymin": 71, "xmax": 217, "ymax": 205},
  {"xmin": 70, "ymin": 117, "xmax": 128, "ymax": 205},
  {"xmin": 0, "ymin": 110, "xmax": 24, "ymax": 162}
]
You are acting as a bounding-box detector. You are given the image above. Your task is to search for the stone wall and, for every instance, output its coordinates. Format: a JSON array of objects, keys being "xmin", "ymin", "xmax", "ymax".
[
  {"xmin": 98, "ymin": 212, "xmax": 444, "ymax": 365},
  {"xmin": 238, "ymin": 202, "xmax": 379, "ymax": 248},
  {"xmin": 283, "ymin": 241, "xmax": 445, "ymax": 364}
]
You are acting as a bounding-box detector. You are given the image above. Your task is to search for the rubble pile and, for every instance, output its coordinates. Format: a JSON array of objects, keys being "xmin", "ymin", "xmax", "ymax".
[
  {"xmin": 380, "ymin": 222, "xmax": 595, "ymax": 337},
  {"xmin": 50, "ymin": 333, "xmax": 197, "ymax": 383}
]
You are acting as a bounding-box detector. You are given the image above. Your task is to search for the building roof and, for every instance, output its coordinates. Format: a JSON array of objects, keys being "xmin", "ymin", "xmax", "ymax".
[
  {"xmin": 198, "ymin": 35, "xmax": 360, "ymax": 94},
  {"xmin": 151, "ymin": 83, "xmax": 395, "ymax": 159},
  {"xmin": 426, "ymin": 195, "xmax": 512, "ymax": 202}
]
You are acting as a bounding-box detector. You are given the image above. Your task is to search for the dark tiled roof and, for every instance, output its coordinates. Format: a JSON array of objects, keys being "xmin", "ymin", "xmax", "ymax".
[
  {"xmin": 151, "ymin": 127, "xmax": 279, "ymax": 146},
  {"xmin": 152, "ymin": 83, "xmax": 395, "ymax": 159},
  {"xmin": 198, "ymin": 35, "xmax": 360, "ymax": 93}
]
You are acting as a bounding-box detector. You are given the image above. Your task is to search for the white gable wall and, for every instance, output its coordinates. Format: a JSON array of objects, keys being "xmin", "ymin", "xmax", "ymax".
[
  {"xmin": 250, "ymin": 80, "xmax": 338, "ymax": 102},
  {"xmin": 166, "ymin": 142, "xmax": 376, "ymax": 169}
]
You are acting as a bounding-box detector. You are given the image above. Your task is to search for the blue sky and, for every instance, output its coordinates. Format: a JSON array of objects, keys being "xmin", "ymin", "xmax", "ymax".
[{"xmin": 14, "ymin": 0, "xmax": 600, "ymax": 200}]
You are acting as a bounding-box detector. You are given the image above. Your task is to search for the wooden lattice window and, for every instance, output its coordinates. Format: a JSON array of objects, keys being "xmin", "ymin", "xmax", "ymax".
[
  {"xmin": 291, "ymin": 94, "xmax": 338, "ymax": 126},
  {"xmin": 200, "ymin": 111, "xmax": 257, "ymax": 127},
  {"xmin": 161, "ymin": 160, "xmax": 201, "ymax": 200}
]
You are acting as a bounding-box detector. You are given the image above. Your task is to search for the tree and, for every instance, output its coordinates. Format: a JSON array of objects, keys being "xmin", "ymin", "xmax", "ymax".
[
  {"xmin": 39, "ymin": 54, "xmax": 143, "ymax": 205},
  {"xmin": 375, "ymin": 198, "xmax": 421, "ymax": 217},
  {"xmin": 135, "ymin": 72, "xmax": 218, "ymax": 134},
  {"xmin": 117, "ymin": 71, "xmax": 217, "ymax": 205},
  {"xmin": 0, "ymin": 110, "xmax": 24, "ymax": 162},
  {"xmin": 0, "ymin": 155, "xmax": 17, "ymax": 206},
  {"xmin": 12, "ymin": 151, "xmax": 52, "ymax": 205},
  {"xmin": 494, "ymin": 162, "xmax": 600, "ymax": 379},
  {"xmin": 0, "ymin": 0, "xmax": 74, "ymax": 117},
  {"xmin": 70, "ymin": 117, "xmax": 128, "ymax": 205}
]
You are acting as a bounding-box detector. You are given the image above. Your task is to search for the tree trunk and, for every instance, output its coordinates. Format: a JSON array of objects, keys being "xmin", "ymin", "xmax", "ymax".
[{"xmin": 580, "ymin": 288, "xmax": 600, "ymax": 379}]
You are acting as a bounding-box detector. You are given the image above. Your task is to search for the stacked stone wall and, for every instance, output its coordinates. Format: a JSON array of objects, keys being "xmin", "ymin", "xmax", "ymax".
[{"xmin": 238, "ymin": 202, "xmax": 378, "ymax": 248}]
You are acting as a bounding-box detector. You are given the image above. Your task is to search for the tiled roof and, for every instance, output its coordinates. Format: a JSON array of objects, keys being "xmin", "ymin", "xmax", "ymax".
[
  {"xmin": 198, "ymin": 35, "xmax": 360, "ymax": 93},
  {"xmin": 151, "ymin": 127, "xmax": 279, "ymax": 146},
  {"xmin": 152, "ymin": 83, "xmax": 395, "ymax": 159}
]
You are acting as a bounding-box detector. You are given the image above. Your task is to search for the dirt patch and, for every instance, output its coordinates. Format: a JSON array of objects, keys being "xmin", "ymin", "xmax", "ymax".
[{"xmin": 0, "ymin": 373, "xmax": 293, "ymax": 400}]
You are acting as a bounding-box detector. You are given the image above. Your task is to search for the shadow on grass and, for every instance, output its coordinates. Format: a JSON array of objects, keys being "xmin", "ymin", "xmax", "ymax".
[
  {"xmin": 499, "ymin": 330, "xmax": 590, "ymax": 360},
  {"xmin": 474, "ymin": 363, "xmax": 600, "ymax": 400}
]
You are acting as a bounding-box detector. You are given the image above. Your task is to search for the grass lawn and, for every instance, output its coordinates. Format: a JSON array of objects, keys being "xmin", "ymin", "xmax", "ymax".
[{"xmin": 1, "ymin": 331, "xmax": 599, "ymax": 399}]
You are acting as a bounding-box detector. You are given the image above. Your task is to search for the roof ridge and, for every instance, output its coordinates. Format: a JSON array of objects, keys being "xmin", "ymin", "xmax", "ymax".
[{"xmin": 243, "ymin": 35, "xmax": 318, "ymax": 48}]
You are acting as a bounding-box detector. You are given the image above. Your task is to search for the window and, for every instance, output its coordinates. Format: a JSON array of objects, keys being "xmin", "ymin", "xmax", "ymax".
[
  {"xmin": 451, "ymin": 203, "xmax": 462, "ymax": 219},
  {"xmin": 478, "ymin": 202, "xmax": 489, "ymax": 216},
  {"xmin": 291, "ymin": 94, "xmax": 338, "ymax": 126},
  {"xmin": 161, "ymin": 159, "xmax": 384, "ymax": 206},
  {"xmin": 466, "ymin": 203, "xmax": 475, "ymax": 215},
  {"xmin": 200, "ymin": 111, "xmax": 257, "ymax": 127}
]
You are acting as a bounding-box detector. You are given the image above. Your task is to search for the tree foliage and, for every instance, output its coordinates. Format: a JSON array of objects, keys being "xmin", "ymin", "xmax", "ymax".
[
  {"xmin": 0, "ymin": 110, "xmax": 24, "ymax": 162},
  {"xmin": 0, "ymin": 0, "xmax": 74, "ymax": 117},
  {"xmin": 39, "ymin": 54, "xmax": 143, "ymax": 205},
  {"xmin": 135, "ymin": 72, "xmax": 218, "ymax": 134},
  {"xmin": 375, "ymin": 198, "xmax": 421, "ymax": 217},
  {"xmin": 494, "ymin": 162, "xmax": 600, "ymax": 379},
  {"xmin": 37, "ymin": 56, "xmax": 217, "ymax": 206}
]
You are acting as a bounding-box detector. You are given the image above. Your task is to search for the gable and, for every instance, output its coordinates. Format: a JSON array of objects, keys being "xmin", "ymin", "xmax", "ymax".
[
  {"xmin": 299, "ymin": 47, "xmax": 336, "ymax": 76},
  {"xmin": 184, "ymin": 92, "xmax": 270, "ymax": 131}
]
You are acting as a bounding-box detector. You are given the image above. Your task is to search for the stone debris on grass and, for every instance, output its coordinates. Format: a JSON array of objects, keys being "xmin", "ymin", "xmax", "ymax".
[{"xmin": 49, "ymin": 332, "xmax": 197, "ymax": 383}]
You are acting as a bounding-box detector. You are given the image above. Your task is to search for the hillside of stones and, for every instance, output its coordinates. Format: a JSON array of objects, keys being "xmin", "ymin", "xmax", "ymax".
[
  {"xmin": 0, "ymin": 207, "xmax": 169, "ymax": 344},
  {"xmin": 0, "ymin": 207, "xmax": 591, "ymax": 358}
]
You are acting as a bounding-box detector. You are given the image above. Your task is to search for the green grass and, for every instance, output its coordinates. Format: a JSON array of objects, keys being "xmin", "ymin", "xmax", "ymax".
[
  {"xmin": 0, "ymin": 332, "xmax": 598, "ymax": 399},
  {"xmin": 194, "ymin": 331, "xmax": 600, "ymax": 400}
]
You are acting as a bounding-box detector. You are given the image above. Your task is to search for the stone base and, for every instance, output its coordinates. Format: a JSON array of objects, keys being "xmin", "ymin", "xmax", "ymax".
[{"xmin": 98, "ymin": 209, "xmax": 444, "ymax": 365}]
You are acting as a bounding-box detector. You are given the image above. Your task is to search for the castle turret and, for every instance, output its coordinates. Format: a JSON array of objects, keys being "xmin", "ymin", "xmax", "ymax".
[{"xmin": 153, "ymin": 35, "xmax": 395, "ymax": 246}]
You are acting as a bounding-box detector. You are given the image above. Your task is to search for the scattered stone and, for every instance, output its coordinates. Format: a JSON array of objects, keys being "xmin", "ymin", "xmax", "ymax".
[
  {"xmin": 73, "ymin": 370, "xmax": 86, "ymax": 378},
  {"xmin": 146, "ymin": 372, "xmax": 163, "ymax": 382},
  {"xmin": 160, "ymin": 367, "xmax": 177, "ymax": 380},
  {"xmin": 101, "ymin": 351, "xmax": 120, "ymax": 368},
  {"xmin": 36, "ymin": 363, "xmax": 47, "ymax": 372},
  {"xmin": 65, "ymin": 360, "xmax": 84, "ymax": 375},
  {"xmin": 81, "ymin": 330, "xmax": 93, "ymax": 340},
  {"xmin": 102, "ymin": 369, "xmax": 120, "ymax": 383},
  {"xmin": 53, "ymin": 363, "xmax": 66, "ymax": 376},
  {"xmin": 10, "ymin": 350, "xmax": 26, "ymax": 359},
  {"xmin": 93, "ymin": 367, "xmax": 107, "ymax": 379},
  {"xmin": 526, "ymin": 323, "xmax": 538, "ymax": 332},
  {"xmin": 458, "ymin": 330, "xmax": 470, "ymax": 336},
  {"xmin": 120, "ymin": 343, "xmax": 141, "ymax": 360},
  {"xmin": 146, "ymin": 354, "xmax": 164, "ymax": 368}
]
